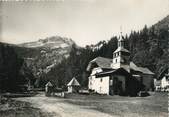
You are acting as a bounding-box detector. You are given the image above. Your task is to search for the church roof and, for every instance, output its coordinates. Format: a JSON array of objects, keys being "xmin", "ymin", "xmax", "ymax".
[
  {"xmin": 87, "ymin": 57, "xmax": 154, "ymax": 75},
  {"xmin": 130, "ymin": 62, "xmax": 154, "ymax": 75},
  {"xmin": 86, "ymin": 57, "xmax": 112, "ymax": 71},
  {"xmin": 139, "ymin": 67, "xmax": 154, "ymax": 75},
  {"xmin": 67, "ymin": 77, "xmax": 80, "ymax": 86},
  {"xmin": 95, "ymin": 68, "xmax": 130, "ymax": 78},
  {"xmin": 114, "ymin": 47, "xmax": 130, "ymax": 53},
  {"xmin": 130, "ymin": 62, "xmax": 141, "ymax": 71}
]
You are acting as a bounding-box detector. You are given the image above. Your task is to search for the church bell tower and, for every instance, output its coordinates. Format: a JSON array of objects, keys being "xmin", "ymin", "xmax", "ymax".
[{"xmin": 111, "ymin": 32, "xmax": 130, "ymax": 72}]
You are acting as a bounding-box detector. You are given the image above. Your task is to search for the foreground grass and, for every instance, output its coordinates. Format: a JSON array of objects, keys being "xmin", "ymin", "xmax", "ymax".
[
  {"xmin": 64, "ymin": 92, "xmax": 168, "ymax": 117},
  {"xmin": 0, "ymin": 97, "xmax": 52, "ymax": 117}
]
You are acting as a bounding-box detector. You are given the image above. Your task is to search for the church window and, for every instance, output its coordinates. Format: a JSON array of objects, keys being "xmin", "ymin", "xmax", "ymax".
[
  {"xmin": 100, "ymin": 78, "xmax": 103, "ymax": 82},
  {"xmin": 116, "ymin": 59, "xmax": 117, "ymax": 63},
  {"xmin": 110, "ymin": 80, "xmax": 113, "ymax": 86},
  {"xmin": 90, "ymin": 82, "xmax": 92, "ymax": 85}
]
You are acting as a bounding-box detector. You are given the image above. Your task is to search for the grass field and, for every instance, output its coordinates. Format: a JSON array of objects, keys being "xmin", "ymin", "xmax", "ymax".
[
  {"xmin": 64, "ymin": 92, "xmax": 168, "ymax": 117},
  {"xmin": 0, "ymin": 92, "xmax": 168, "ymax": 117},
  {"xmin": 0, "ymin": 97, "xmax": 50, "ymax": 117}
]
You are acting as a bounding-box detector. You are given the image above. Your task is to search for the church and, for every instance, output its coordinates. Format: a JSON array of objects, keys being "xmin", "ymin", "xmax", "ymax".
[{"xmin": 87, "ymin": 33, "xmax": 154, "ymax": 96}]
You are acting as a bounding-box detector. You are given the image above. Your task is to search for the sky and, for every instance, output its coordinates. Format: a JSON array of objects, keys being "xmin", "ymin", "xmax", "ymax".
[{"xmin": 0, "ymin": 0, "xmax": 169, "ymax": 47}]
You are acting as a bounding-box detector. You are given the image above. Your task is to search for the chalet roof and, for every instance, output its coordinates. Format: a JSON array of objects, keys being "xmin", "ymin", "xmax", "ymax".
[
  {"xmin": 158, "ymin": 67, "xmax": 169, "ymax": 80},
  {"xmin": 130, "ymin": 62, "xmax": 154, "ymax": 75},
  {"xmin": 45, "ymin": 81, "xmax": 53, "ymax": 87},
  {"xmin": 86, "ymin": 57, "xmax": 112, "ymax": 71},
  {"xmin": 114, "ymin": 47, "xmax": 130, "ymax": 53},
  {"xmin": 67, "ymin": 77, "xmax": 80, "ymax": 86}
]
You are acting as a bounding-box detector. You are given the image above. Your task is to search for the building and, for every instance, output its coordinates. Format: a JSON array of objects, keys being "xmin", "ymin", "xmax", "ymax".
[
  {"xmin": 130, "ymin": 62, "xmax": 154, "ymax": 91},
  {"xmin": 155, "ymin": 67, "xmax": 169, "ymax": 91},
  {"xmin": 67, "ymin": 77, "xmax": 81, "ymax": 93},
  {"xmin": 45, "ymin": 81, "xmax": 54, "ymax": 96},
  {"xmin": 87, "ymin": 33, "xmax": 154, "ymax": 96}
]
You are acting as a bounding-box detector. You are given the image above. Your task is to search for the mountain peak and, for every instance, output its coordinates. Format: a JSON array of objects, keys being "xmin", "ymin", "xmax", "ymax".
[
  {"xmin": 38, "ymin": 36, "xmax": 71, "ymax": 43},
  {"xmin": 19, "ymin": 36, "xmax": 75, "ymax": 49}
]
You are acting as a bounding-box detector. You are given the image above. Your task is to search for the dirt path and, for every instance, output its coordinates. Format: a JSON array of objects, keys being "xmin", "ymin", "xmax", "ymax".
[{"xmin": 14, "ymin": 94, "xmax": 115, "ymax": 117}]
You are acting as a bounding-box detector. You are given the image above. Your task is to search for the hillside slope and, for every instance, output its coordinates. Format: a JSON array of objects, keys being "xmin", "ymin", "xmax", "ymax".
[{"xmin": 15, "ymin": 36, "xmax": 76, "ymax": 78}]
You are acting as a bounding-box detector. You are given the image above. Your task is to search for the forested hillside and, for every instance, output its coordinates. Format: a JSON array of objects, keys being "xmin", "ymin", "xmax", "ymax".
[{"xmin": 0, "ymin": 43, "xmax": 34, "ymax": 92}]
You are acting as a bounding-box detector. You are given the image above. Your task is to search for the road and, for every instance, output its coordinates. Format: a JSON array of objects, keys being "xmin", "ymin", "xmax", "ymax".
[{"xmin": 14, "ymin": 94, "xmax": 114, "ymax": 117}]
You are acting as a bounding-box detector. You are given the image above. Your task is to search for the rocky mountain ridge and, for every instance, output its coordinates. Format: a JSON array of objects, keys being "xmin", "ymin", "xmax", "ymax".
[
  {"xmin": 19, "ymin": 36, "xmax": 74, "ymax": 49},
  {"xmin": 15, "ymin": 36, "xmax": 76, "ymax": 78}
]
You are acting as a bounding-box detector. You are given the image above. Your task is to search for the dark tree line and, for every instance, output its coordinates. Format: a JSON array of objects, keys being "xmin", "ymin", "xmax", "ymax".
[{"xmin": 0, "ymin": 43, "xmax": 34, "ymax": 92}]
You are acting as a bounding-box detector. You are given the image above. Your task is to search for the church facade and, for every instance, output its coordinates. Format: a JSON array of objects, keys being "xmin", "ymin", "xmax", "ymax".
[{"xmin": 87, "ymin": 34, "xmax": 154, "ymax": 96}]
